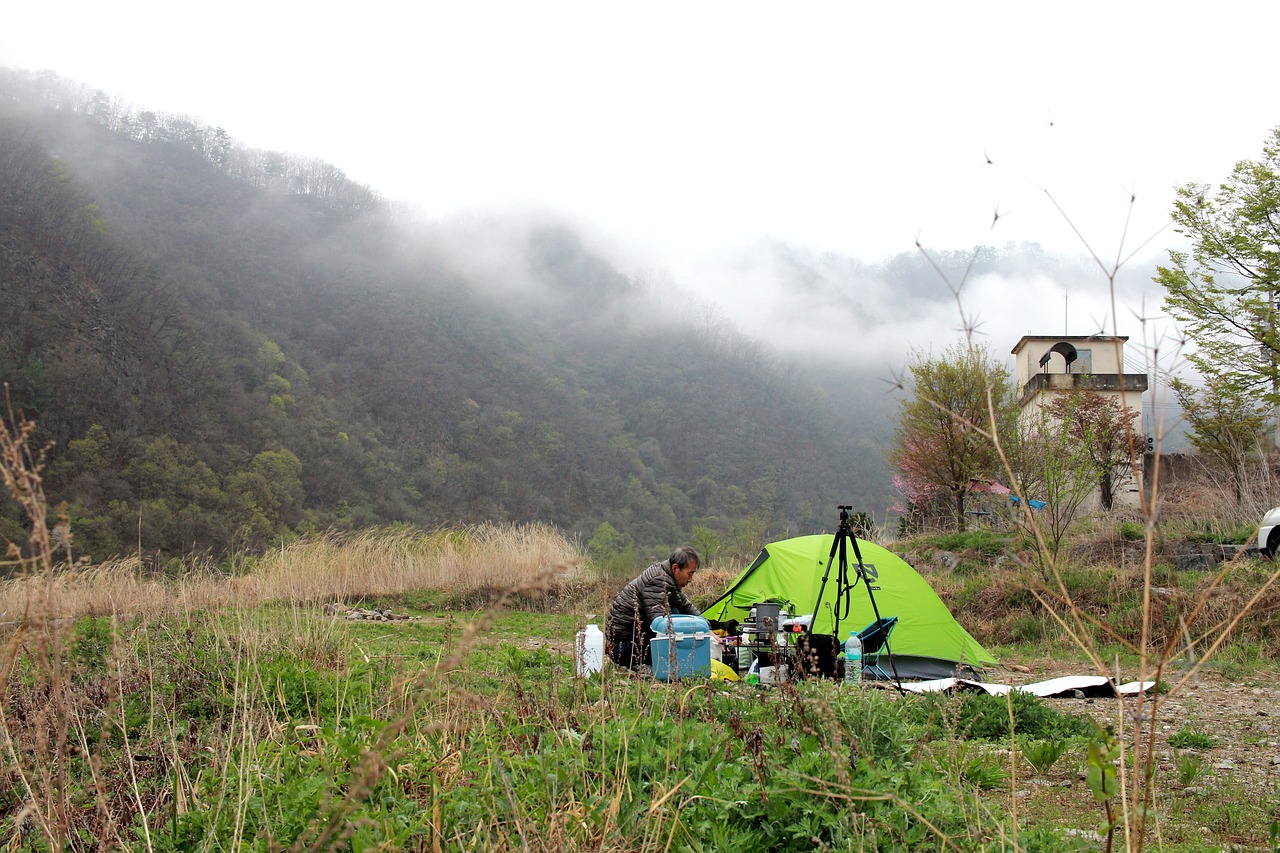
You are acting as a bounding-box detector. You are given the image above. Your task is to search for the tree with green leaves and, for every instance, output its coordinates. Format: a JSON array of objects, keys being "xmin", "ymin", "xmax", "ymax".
[
  {"xmin": 1044, "ymin": 391, "xmax": 1140, "ymax": 512},
  {"xmin": 889, "ymin": 344, "xmax": 1018, "ymax": 531},
  {"xmin": 1172, "ymin": 377, "xmax": 1268, "ymax": 505},
  {"xmin": 1013, "ymin": 389, "xmax": 1135, "ymax": 572},
  {"xmin": 1156, "ymin": 126, "xmax": 1280, "ymax": 445},
  {"xmin": 1013, "ymin": 413, "xmax": 1093, "ymax": 567}
]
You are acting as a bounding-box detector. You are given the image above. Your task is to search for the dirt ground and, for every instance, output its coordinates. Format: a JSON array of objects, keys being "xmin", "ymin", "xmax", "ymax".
[
  {"xmin": 995, "ymin": 656, "xmax": 1280, "ymax": 847},
  {"xmin": 1006, "ymin": 657, "xmax": 1280, "ymax": 783}
]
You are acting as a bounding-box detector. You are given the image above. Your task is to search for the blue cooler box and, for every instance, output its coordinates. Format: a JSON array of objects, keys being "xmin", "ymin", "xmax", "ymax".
[{"xmin": 649, "ymin": 615, "xmax": 712, "ymax": 681}]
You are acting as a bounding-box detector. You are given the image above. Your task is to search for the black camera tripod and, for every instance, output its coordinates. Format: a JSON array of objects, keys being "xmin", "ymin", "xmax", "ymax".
[{"xmin": 809, "ymin": 505, "xmax": 903, "ymax": 690}]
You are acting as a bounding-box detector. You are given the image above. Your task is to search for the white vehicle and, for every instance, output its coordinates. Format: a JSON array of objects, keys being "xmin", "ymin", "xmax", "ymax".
[{"xmin": 1258, "ymin": 506, "xmax": 1280, "ymax": 558}]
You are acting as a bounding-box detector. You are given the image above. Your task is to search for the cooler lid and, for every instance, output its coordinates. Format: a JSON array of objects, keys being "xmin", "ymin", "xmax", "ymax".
[{"xmin": 650, "ymin": 614, "xmax": 710, "ymax": 635}]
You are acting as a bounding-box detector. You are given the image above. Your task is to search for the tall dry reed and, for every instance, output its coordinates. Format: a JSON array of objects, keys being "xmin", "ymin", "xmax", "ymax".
[
  {"xmin": 243, "ymin": 524, "xmax": 585, "ymax": 605},
  {"xmin": 0, "ymin": 524, "xmax": 587, "ymax": 625}
]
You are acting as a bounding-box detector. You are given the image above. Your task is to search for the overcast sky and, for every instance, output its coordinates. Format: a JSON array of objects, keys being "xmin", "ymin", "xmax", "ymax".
[{"xmin": 4, "ymin": 2, "xmax": 1278, "ymax": 385}]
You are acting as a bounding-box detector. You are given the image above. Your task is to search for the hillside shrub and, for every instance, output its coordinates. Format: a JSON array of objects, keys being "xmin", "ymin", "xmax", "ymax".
[
  {"xmin": 921, "ymin": 530, "xmax": 1014, "ymax": 557},
  {"xmin": 1184, "ymin": 524, "xmax": 1255, "ymax": 546},
  {"xmin": 1118, "ymin": 521, "xmax": 1145, "ymax": 541}
]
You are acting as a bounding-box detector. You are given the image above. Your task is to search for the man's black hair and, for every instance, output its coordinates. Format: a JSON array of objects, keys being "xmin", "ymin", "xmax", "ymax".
[{"xmin": 669, "ymin": 545, "xmax": 700, "ymax": 569}]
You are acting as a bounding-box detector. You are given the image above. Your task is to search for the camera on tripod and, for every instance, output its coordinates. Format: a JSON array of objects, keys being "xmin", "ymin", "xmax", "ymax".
[{"xmin": 807, "ymin": 504, "xmax": 900, "ymax": 689}]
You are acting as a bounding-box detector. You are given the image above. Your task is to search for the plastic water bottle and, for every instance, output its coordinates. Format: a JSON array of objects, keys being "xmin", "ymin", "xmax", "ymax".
[
  {"xmin": 576, "ymin": 624, "xmax": 604, "ymax": 676},
  {"xmin": 844, "ymin": 630, "xmax": 863, "ymax": 687}
]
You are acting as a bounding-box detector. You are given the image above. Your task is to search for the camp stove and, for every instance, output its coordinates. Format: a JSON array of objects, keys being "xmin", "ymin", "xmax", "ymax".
[
  {"xmin": 746, "ymin": 602, "xmax": 786, "ymax": 636},
  {"xmin": 737, "ymin": 602, "xmax": 791, "ymax": 677}
]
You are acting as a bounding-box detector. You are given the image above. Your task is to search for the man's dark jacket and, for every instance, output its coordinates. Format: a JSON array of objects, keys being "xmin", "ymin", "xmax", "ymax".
[{"xmin": 605, "ymin": 560, "xmax": 702, "ymax": 653}]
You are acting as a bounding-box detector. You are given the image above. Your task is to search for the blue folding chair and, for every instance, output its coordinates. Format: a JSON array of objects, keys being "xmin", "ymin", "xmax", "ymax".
[{"xmin": 856, "ymin": 616, "xmax": 898, "ymax": 681}]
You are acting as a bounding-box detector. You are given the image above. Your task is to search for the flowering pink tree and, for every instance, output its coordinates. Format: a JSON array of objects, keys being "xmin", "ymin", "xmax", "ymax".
[{"xmin": 890, "ymin": 470, "xmax": 945, "ymax": 534}]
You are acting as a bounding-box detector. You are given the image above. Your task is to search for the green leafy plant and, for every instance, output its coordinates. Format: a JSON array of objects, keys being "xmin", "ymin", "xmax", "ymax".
[
  {"xmin": 1118, "ymin": 521, "xmax": 1145, "ymax": 541},
  {"xmin": 1184, "ymin": 525, "xmax": 1254, "ymax": 545},
  {"xmin": 1168, "ymin": 726, "xmax": 1217, "ymax": 750},
  {"xmin": 1086, "ymin": 724, "xmax": 1121, "ymax": 847},
  {"xmin": 928, "ymin": 739, "xmax": 1010, "ymax": 792},
  {"xmin": 961, "ymin": 753, "xmax": 1010, "ymax": 790},
  {"xmin": 70, "ymin": 615, "xmax": 115, "ymax": 672},
  {"xmin": 1021, "ymin": 738, "xmax": 1067, "ymax": 775},
  {"xmin": 1176, "ymin": 752, "xmax": 1208, "ymax": 788},
  {"xmin": 910, "ymin": 690, "xmax": 1093, "ymax": 742},
  {"xmin": 925, "ymin": 530, "xmax": 1014, "ymax": 556}
]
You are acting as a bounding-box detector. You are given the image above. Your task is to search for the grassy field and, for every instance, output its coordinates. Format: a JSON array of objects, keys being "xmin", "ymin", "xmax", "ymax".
[
  {"xmin": 2, "ymin": 522, "xmax": 1279, "ymax": 852},
  {"xmin": 5, "ymin": 409, "xmax": 1280, "ymax": 850}
]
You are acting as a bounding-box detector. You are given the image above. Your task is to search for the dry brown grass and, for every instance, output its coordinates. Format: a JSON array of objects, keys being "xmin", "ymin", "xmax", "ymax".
[
  {"xmin": 0, "ymin": 523, "xmax": 588, "ymax": 624},
  {"xmin": 242, "ymin": 524, "xmax": 585, "ymax": 604},
  {"xmin": 0, "ymin": 557, "xmax": 221, "ymax": 624},
  {"xmin": 685, "ymin": 563, "xmax": 741, "ymax": 605},
  {"xmin": 1155, "ymin": 453, "xmax": 1276, "ymax": 532}
]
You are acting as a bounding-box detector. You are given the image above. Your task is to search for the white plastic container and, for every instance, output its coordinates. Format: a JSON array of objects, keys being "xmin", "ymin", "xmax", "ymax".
[
  {"xmin": 575, "ymin": 624, "xmax": 604, "ymax": 676},
  {"xmin": 759, "ymin": 664, "xmax": 789, "ymax": 685}
]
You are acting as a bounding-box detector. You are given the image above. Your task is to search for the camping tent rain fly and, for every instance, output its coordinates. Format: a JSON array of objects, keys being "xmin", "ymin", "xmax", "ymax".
[{"xmin": 703, "ymin": 534, "xmax": 998, "ymax": 679}]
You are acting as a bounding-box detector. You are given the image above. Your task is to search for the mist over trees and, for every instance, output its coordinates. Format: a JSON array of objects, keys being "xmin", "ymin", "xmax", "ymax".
[
  {"xmin": 1, "ymin": 68, "xmax": 900, "ymax": 564},
  {"xmin": 1, "ymin": 67, "xmax": 1152, "ymax": 565}
]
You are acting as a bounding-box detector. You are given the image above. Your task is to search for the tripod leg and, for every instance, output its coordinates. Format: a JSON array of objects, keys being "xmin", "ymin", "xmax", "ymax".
[{"xmin": 806, "ymin": 533, "xmax": 846, "ymax": 679}]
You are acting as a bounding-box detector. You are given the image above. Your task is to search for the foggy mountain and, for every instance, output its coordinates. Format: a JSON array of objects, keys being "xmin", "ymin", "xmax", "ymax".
[
  {"xmin": 0, "ymin": 68, "xmax": 1163, "ymax": 564},
  {"xmin": 0, "ymin": 68, "xmax": 895, "ymax": 562}
]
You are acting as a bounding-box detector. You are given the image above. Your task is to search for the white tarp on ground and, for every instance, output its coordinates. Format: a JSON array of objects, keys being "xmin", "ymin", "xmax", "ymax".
[{"xmin": 899, "ymin": 674, "xmax": 1156, "ymax": 698}]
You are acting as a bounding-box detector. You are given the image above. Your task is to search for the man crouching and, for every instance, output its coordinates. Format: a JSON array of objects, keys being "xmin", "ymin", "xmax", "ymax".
[{"xmin": 605, "ymin": 546, "xmax": 702, "ymax": 671}]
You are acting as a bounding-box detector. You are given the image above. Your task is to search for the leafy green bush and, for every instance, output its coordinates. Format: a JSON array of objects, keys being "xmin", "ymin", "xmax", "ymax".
[
  {"xmin": 1184, "ymin": 522, "xmax": 1254, "ymax": 545},
  {"xmin": 1021, "ymin": 738, "xmax": 1067, "ymax": 774},
  {"xmin": 960, "ymin": 751, "xmax": 1009, "ymax": 790},
  {"xmin": 70, "ymin": 615, "xmax": 115, "ymax": 672},
  {"xmin": 908, "ymin": 691, "xmax": 1094, "ymax": 742},
  {"xmin": 925, "ymin": 530, "xmax": 1014, "ymax": 556},
  {"xmin": 157, "ymin": 717, "xmax": 425, "ymax": 852},
  {"xmin": 1118, "ymin": 521, "xmax": 1145, "ymax": 541}
]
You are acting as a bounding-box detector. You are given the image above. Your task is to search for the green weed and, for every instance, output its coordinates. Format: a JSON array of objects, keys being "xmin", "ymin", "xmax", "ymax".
[
  {"xmin": 1176, "ymin": 752, "xmax": 1208, "ymax": 788},
  {"xmin": 924, "ymin": 530, "xmax": 1014, "ymax": 556},
  {"xmin": 1168, "ymin": 726, "xmax": 1216, "ymax": 750},
  {"xmin": 909, "ymin": 690, "xmax": 1093, "ymax": 742},
  {"xmin": 1118, "ymin": 521, "xmax": 1146, "ymax": 541},
  {"xmin": 1020, "ymin": 738, "xmax": 1067, "ymax": 775}
]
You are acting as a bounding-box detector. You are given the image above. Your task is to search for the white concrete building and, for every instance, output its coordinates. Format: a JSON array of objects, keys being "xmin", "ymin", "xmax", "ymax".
[{"xmin": 1011, "ymin": 335, "xmax": 1149, "ymax": 510}]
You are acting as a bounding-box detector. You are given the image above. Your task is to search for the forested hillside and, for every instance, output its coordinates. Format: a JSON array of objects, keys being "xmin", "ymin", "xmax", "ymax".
[{"xmin": 0, "ymin": 68, "xmax": 890, "ymax": 564}]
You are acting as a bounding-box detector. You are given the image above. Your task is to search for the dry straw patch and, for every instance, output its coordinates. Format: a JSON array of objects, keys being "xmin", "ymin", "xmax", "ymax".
[
  {"xmin": 0, "ymin": 523, "xmax": 587, "ymax": 624},
  {"xmin": 240, "ymin": 524, "xmax": 586, "ymax": 605},
  {"xmin": 0, "ymin": 557, "xmax": 232, "ymax": 624},
  {"xmin": 684, "ymin": 564, "xmax": 739, "ymax": 603}
]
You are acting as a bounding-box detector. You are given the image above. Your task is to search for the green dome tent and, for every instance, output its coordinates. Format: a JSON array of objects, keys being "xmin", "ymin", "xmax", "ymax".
[{"xmin": 703, "ymin": 534, "xmax": 998, "ymax": 679}]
